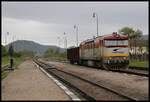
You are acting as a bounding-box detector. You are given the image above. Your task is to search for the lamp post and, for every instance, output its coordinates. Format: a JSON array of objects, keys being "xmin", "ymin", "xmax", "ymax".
[
  {"xmin": 57, "ymin": 37, "xmax": 60, "ymax": 47},
  {"xmin": 93, "ymin": 12, "xmax": 99, "ymax": 37},
  {"xmin": 5, "ymin": 32, "xmax": 9, "ymax": 45},
  {"xmin": 74, "ymin": 25, "xmax": 78, "ymax": 47},
  {"xmin": 63, "ymin": 32, "xmax": 67, "ymax": 49},
  {"xmin": 13, "ymin": 35, "xmax": 16, "ymax": 51},
  {"xmin": 64, "ymin": 32, "xmax": 67, "ymax": 57}
]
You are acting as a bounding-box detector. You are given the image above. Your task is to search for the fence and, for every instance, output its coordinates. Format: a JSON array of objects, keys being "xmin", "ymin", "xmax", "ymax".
[{"xmin": 129, "ymin": 53, "xmax": 149, "ymax": 61}]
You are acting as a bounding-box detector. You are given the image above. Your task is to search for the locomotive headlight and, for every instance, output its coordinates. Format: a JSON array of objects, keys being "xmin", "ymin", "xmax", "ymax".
[
  {"xmin": 123, "ymin": 57, "xmax": 126, "ymax": 60},
  {"xmin": 104, "ymin": 57, "xmax": 109, "ymax": 63},
  {"xmin": 108, "ymin": 60, "xmax": 110, "ymax": 64}
]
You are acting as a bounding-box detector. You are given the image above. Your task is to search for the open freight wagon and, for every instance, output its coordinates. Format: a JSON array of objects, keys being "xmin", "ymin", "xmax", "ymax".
[{"xmin": 67, "ymin": 47, "xmax": 80, "ymax": 64}]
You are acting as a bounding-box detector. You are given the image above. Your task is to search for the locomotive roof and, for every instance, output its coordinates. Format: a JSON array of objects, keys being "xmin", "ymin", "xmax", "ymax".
[
  {"xmin": 95, "ymin": 33, "xmax": 127, "ymax": 38},
  {"xmin": 80, "ymin": 33, "xmax": 128, "ymax": 44}
]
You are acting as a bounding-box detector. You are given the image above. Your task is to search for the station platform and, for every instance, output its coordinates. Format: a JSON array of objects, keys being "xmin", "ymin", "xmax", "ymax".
[{"xmin": 2, "ymin": 60, "xmax": 79, "ymax": 100}]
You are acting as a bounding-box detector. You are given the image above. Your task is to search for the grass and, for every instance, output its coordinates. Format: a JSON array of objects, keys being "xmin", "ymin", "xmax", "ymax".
[
  {"xmin": 13, "ymin": 57, "xmax": 27, "ymax": 67},
  {"xmin": 130, "ymin": 60, "xmax": 149, "ymax": 67},
  {"xmin": 1, "ymin": 71, "xmax": 11, "ymax": 79},
  {"xmin": 2, "ymin": 56, "xmax": 30, "ymax": 66},
  {"xmin": 2, "ymin": 56, "xmax": 10, "ymax": 66},
  {"xmin": 1, "ymin": 56, "xmax": 30, "ymax": 80}
]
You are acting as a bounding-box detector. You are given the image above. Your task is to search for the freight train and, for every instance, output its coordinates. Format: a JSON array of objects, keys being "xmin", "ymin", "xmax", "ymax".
[{"xmin": 67, "ymin": 32, "xmax": 130, "ymax": 70}]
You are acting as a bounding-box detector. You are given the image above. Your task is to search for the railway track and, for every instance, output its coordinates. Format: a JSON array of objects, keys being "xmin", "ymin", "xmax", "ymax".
[
  {"xmin": 110, "ymin": 68, "xmax": 148, "ymax": 77},
  {"xmin": 43, "ymin": 58, "xmax": 148, "ymax": 77},
  {"xmin": 129, "ymin": 66, "xmax": 148, "ymax": 71},
  {"xmin": 34, "ymin": 59, "xmax": 139, "ymax": 101}
]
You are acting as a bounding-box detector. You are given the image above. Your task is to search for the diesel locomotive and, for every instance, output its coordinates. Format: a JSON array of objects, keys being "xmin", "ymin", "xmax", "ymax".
[{"xmin": 67, "ymin": 32, "xmax": 130, "ymax": 70}]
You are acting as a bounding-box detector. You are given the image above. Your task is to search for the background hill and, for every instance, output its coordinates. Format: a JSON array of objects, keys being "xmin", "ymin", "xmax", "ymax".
[
  {"xmin": 4, "ymin": 35, "xmax": 148, "ymax": 56},
  {"xmin": 5, "ymin": 40, "xmax": 66, "ymax": 56},
  {"xmin": 139, "ymin": 34, "xmax": 148, "ymax": 40}
]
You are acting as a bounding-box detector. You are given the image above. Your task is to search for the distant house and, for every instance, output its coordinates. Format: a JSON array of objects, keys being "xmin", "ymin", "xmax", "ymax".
[{"xmin": 129, "ymin": 38, "xmax": 148, "ymax": 55}]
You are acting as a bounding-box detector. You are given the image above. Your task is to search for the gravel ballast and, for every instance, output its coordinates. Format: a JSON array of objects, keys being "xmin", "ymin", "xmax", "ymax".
[{"xmin": 40, "ymin": 59, "xmax": 149, "ymax": 100}]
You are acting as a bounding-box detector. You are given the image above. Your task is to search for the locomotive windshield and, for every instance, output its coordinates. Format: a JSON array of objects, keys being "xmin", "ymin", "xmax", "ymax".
[{"xmin": 104, "ymin": 39, "xmax": 128, "ymax": 47}]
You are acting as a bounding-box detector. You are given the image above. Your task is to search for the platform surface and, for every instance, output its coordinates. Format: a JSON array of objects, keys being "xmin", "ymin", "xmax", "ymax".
[{"xmin": 2, "ymin": 60, "xmax": 71, "ymax": 100}]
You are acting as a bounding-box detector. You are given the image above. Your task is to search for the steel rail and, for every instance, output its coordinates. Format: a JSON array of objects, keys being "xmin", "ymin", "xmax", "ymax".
[
  {"xmin": 129, "ymin": 66, "xmax": 148, "ymax": 71},
  {"xmin": 33, "ymin": 59, "xmax": 94, "ymax": 100},
  {"xmin": 43, "ymin": 58, "xmax": 148, "ymax": 70},
  {"xmin": 52, "ymin": 68, "xmax": 138, "ymax": 101},
  {"xmin": 46, "ymin": 69, "xmax": 95, "ymax": 101},
  {"xmin": 49, "ymin": 59, "xmax": 149, "ymax": 77},
  {"xmin": 34, "ymin": 59, "xmax": 138, "ymax": 101},
  {"xmin": 109, "ymin": 69, "xmax": 148, "ymax": 77}
]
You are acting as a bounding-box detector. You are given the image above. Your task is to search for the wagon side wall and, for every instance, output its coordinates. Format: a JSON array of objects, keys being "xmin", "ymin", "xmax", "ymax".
[{"xmin": 67, "ymin": 47, "xmax": 79, "ymax": 62}]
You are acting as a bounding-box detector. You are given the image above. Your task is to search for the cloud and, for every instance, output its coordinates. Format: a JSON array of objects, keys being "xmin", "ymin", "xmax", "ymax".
[{"xmin": 2, "ymin": 2, "xmax": 148, "ymax": 48}]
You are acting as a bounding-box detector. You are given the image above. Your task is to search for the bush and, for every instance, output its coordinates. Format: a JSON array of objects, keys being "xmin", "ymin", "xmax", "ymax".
[
  {"xmin": 8, "ymin": 45, "xmax": 14, "ymax": 57},
  {"xmin": 13, "ymin": 52, "xmax": 22, "ymax": 57},
  {"xmin": 20, "ymin": 50, "xmax": 36, "ymax": 57},
  {"xmin": 1, "ymin": 45, "xmax": 6, "ymax": 56}
]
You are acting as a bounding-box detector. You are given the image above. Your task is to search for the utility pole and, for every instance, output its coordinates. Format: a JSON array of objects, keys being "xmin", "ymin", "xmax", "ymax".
[
  {"xmin": 74, "ymin": 25, "xmax": 78, "ymax": 47},
  {"xmin": 57, "ymin": 37, "xmax": 60, "ymax": 47},
  {"xmin": 5, "ymin": 32, "xmax": 9, "ymax": 45},
  {"xmin": 64, "ymin": 32, "xmax": 67, "ymax": 57},
  {"xmin": 13, "ymin": 35, "xmax": 16, "ymax": 51},
  {"xmin": 93, "ymin": 12, "xmax": 99, "ymax": 37},
  {"xmin": 64, "ymin": 32, "xmax": 67, "ymax": 49}
]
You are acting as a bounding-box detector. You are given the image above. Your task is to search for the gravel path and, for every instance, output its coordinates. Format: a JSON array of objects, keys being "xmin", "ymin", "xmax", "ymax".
[
  {"xmin": 41, "ymin": 59, "xmax": 149, "ymax": 100},
  {"xmin": 2, "ymin": 60, "xmax": 71, "ymax": 100}
]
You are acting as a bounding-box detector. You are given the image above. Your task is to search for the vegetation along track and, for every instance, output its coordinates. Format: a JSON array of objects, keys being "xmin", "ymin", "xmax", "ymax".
[
  {"xmin": 34, "ymin": 59, "xmax": 139, "ymax": 101},
  {"xmin": 1, "ymin": 64, "xmax": 10, "ymax": 72},
  {"xmin": 43, "ymin": 58, "xmax": 149, "ymax": 77}
]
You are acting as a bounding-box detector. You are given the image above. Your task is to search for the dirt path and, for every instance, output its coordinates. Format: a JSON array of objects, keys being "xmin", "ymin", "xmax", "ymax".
[{"xmin": 2, "ymin": 60, "xmax": 71, "ymax": 100}]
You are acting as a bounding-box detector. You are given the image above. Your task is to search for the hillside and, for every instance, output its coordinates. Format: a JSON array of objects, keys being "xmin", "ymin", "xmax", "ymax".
[
  {"xmin": 139, "ymin": 34, "xmax": 148, "ymax": 40},
  {"xmin": 5, "ymin": 40, "xmax": 66, "ymax": 56}
]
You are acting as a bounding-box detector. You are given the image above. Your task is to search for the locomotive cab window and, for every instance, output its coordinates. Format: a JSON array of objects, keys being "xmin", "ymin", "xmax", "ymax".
[{"xmin": 104, "ymin": 39, "xmax": 128, "ymax": 47}]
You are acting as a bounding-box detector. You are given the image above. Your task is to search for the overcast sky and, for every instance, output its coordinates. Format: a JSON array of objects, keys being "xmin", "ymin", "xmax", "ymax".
[{"xmin": 2, "ymin": 2, "xmax": 148, "ymax": 48}]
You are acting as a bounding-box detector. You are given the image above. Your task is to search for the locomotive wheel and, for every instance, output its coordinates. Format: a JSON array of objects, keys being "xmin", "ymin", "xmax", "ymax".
[
  {"xmin": 125, "ymin": 65, "xmax": 129, "ymax": 70},
  {"xmin": 79, "ymin": 60, "xmax": 83, "ymax": 65},
  {"xmin": 70, "ymin": 61, "xmax": 74, "ymax": 64}
]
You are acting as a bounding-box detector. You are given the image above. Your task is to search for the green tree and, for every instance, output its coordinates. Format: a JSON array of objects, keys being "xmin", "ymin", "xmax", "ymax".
[
  {"xmin": 8, "ymin": 45, "xmax": 14, "ymax": 57},
  {"xmin": 55, "ymin": 47, "xmax": 60, "ymax": 55},
  {"xmin": 118, "ymin": 27, "xmax": 135, "ymax": 39},
  {"xmin": 1, "ymin": 45, "xmax": 6, "ymax": 56},
  {"xmin": 20, "ymin": 50, "xmax": 36, "ymax": 57},
  {"xmin": 59, "ymin": 52, "xmax": 67, "ymax": 58},
  {"xmin": 13, "ymin": 52, "xmax": 22, "ymax": 57},
  {"xmin": 49, "ymin": 48, "xmax": 54, "ymax": 55},
  {"xmin": 134, "ymin": 29, "xmax": 142, "ymax": 38},
  {"xmin": 43, "ymin": 48, "xmax": 54, "ymax": 58},
  {"xmin": 119, "ymin": 27, "xmax": 143, "ymax": 55}
]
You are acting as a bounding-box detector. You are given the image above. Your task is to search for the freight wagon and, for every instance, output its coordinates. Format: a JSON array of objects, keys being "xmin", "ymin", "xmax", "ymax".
[{"xmin": 67, "ymin": 47, "xmax": 80, "ymax": 64}]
